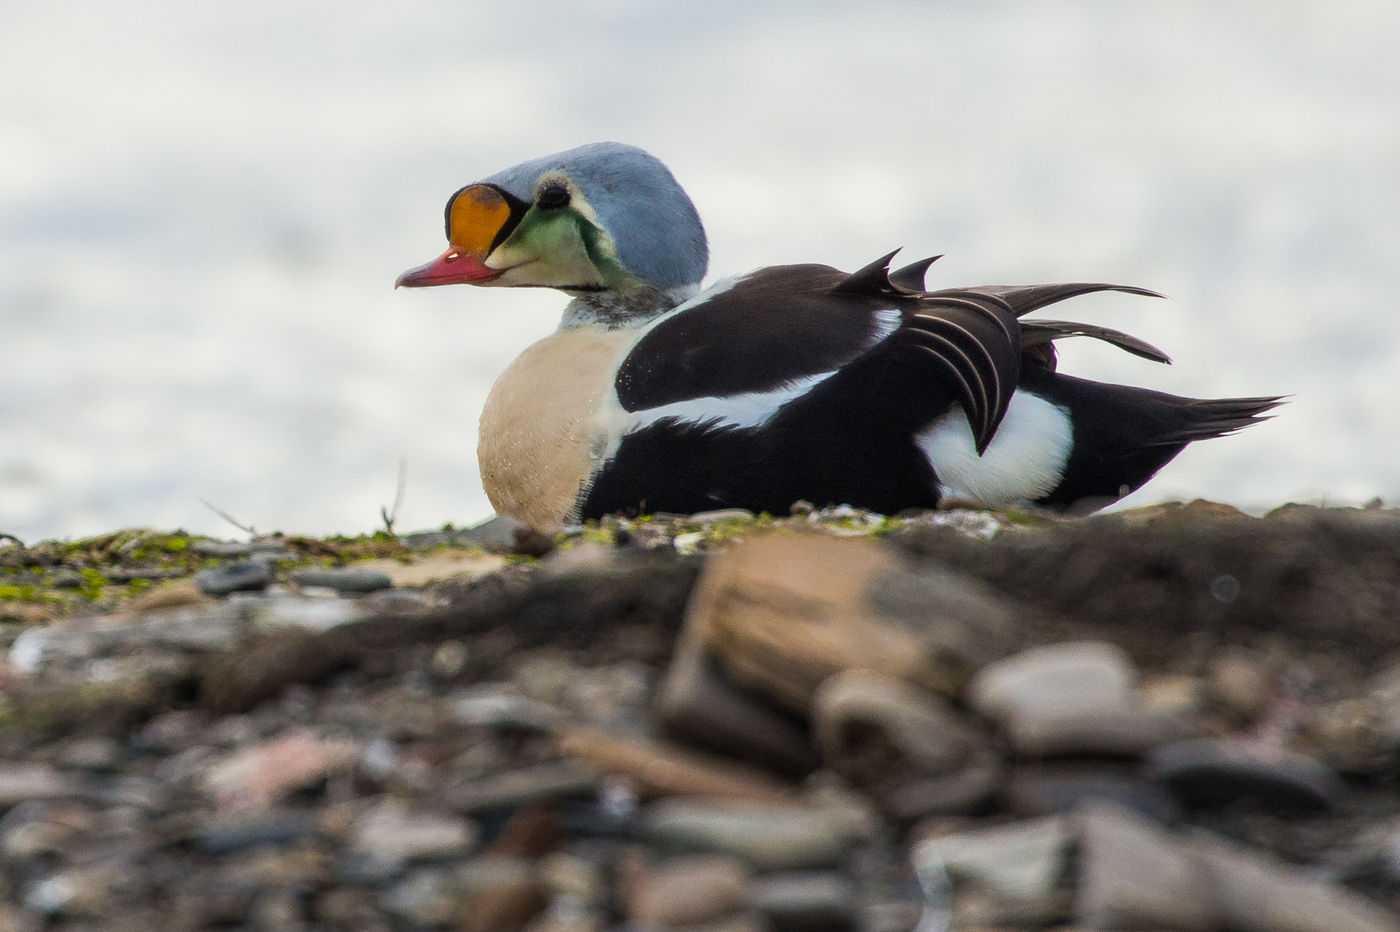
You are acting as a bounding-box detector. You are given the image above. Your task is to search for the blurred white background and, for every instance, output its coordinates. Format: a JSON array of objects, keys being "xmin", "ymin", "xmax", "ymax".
[{"xmin": 3, "ymin": 0, "xmax": 1396, "ymax": 541}]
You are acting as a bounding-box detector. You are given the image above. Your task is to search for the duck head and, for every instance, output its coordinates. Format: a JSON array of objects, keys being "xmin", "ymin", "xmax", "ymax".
[{"xmin": 396, "ymin": 142, "xmax": 709, "ymax": 306}]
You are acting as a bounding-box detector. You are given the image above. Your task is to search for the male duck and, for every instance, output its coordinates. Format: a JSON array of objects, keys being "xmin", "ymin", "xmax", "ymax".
[{"xmin": 397, "ymin": 142, "xmax": 1280, "ymax": 530}]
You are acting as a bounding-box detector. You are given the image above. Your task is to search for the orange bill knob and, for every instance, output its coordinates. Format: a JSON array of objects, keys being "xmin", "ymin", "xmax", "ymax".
[{"xmin": 396, "ymin": 184, "xmax": 515, "ymax": 287}]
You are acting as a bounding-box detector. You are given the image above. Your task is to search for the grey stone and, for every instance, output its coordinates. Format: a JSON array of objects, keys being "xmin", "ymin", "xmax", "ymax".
[
  {"xmin": 656, "ymin": 627, "xmax": 818, "ymax": 777},
  {"xmin": 350, "ymin": 799, "xmax": 476, "ymax": 866},
  {"xmin": 195, "ymin": 560, "xmax": 272, "ymax": 595},
  {"xmin": 197, "ymin": 809, "xmax": 323, "ymax": 854},
  {"xmin": 0, "ymin": 764, "xmax": 81, "ymax": 810},
  {"xmin": 449, "ymin": 686, "xmax": 566, "ymax": 732},
  {"xmin": 1189, "ymin": 828, "xmax": 1398, "ymax": 932},
  {"xmin": 382, "ymin": 866, "xmax": 458, "ymax": 926},
  {"xmin": 1005, "ymin": 703, "xmax": 1195, "ymax": 758},
  {"xmin": 641, "ymin": 799, "xmax": 875, "ymax": 871},
  {"xmin": 1006, "ymin": 764, "xmax": 1179, "ymax": 822},
  {"xmin": 444, "ymin": 760, "xmax": 600, "ymax": 813},
  {"xmin": 881, "ymin": 748, "xmax": 1005, "ymax": 819},
  {"xmin": 914, "ymin": 816, "xmax": 1072, "ymax": 902},
  {"xmin": 1076, "ymin": 804, "xmax": 1215, "ymax": 931},
  {"xmin": 967, "ymin": 640, "xmax": 1137, "ymax": 724},
  {"xmin": 1147, "ymin": 737, "xmax": 1344, "ymax": 811},
  {"xmin": 812, "ymin": 669, "xmax": 986, "ymax": 777},
  {"xmin": 288, "ymin": 567, "xmax": 393, "ymax": 592},
  {"xmin": 191, "ymin": 540, "xmax": 253, "ymax": 559},
  {"xmin": 744, "ymin": 871, "xmax": 857, "ymax": 932}
]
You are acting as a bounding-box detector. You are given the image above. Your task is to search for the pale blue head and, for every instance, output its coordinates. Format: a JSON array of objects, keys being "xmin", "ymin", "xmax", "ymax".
[{"xmin": 397, "ymin": 142, "xmax": 709, "ymax": 295}]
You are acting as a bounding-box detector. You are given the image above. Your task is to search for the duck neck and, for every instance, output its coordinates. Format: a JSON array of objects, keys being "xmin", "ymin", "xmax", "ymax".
[{"xmin": 557, "ymin": 282, "xmax": 701, "ymax": 331}]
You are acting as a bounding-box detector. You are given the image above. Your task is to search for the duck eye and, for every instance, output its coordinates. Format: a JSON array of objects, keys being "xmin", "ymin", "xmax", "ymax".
[{"xmin": 536, "ymin": 182, "xmax": 571, "ymax": 210}]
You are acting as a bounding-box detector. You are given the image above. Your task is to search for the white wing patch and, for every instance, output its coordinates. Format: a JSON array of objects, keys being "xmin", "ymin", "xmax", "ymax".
[
  {"xmin": 918, "ymin": 392, "xmax": 1073, "ymax": 503},
  {"xmin": 628, "ymin": 371, "xmax": 838, "ymax": 433},
  {"xmin": 867, "ymin": 308, "xmax": 903, "ymax": 346}
]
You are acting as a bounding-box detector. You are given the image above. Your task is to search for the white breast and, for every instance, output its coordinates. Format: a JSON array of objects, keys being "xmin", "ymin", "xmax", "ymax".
[{"xmin": 917, "ymin": 392, "xmax": 1073, "ymax": 503}]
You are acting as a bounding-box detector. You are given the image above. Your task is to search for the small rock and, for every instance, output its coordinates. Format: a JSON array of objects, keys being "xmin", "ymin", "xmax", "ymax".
[
  {"xmin": 202, "ymin": 731, "xmax": 356, "ymax": 811},
  {"xmin": 449, "ymin": 687, "xmax": 564, "ymax": 733},
  {"xmin": 1189, "ymin": 828, "xmax": 1398, "ymax": 932},
  {"xmin": 1366, "ymin": 661, "xmax": 1400, "ymax": 751},
  {"xmin": 382, "ymin": 867, "xmax": 458, "ymax": 926},
  {"xmin": 1146, "ymin": 737, "xmax": 1344, "ymax": 811},
  {"xmin": 641, "ymin": 798, "xmax": 874, "ymax": 871},
  {"xmin": 197, "ymin": 808, "xmax": 324, "ymax": 855},
  {"xmin": 555, "ymin": 726, "xmax": 789, "ymax": 801},
  {"xmin": 454, "ymin": 857, "xmax": 547, "ymax": 932},
  {"xmin": 195, "ymin": 561, "xmax": 272, "ymax": 596},
  {"xmin": 0, "ymin": 764, "xmax": 81, "ymax": 809},
  {"xmin": 288, "ymin": 567, "xmax": 393, "ymax": 593},
  {"xmin": 691, "ymin": 533, "xmax": 1017, "ymax": 712},
  {"xmin": 1004, "ymin": 703, "xmax": 1194, "ymax": 758},
  {"xmin": 745, "ymin": 871, "xmax": 857, "ymax": 932},
  {"xmin": 1075, "ymin": 804, "xmax": 1215, "ymax": 931},
  {"xmin": 813, "ymin": 669, "xmax": 984, "ymax": 776},
  {"xmin": 191, "ymin": 540, "xmax": 253, "ymax": 559},
  {"xmin": 444, "ymin": 761, "xmax": 600, "ymax": 813},
  {"xmin": 1206, "ymin": 647, "xmax": 1275, "ymax": 722},
  {"xmin": 350, "ymin": 799, "xmax": 477, "ymax": 866},
  {"xmin": 687, "ymin": 508, "xmax": 757, "ymax": 524},
  {"xmin": 812, "ymin": 669, "xmax": 993, "ymax": 816},
  {"xmin": 1006, "ymin": 764, "xmax": 1178, "ymax": 822},
  {"xmin": 914, "ymin": 816, "xmax": 1072, "ymax": 902},
  {"xmin": 656, "ymin": 627, "xmax": 818, "ymax": 777},
  {"xmin": 967, "ymin": 641, "xmax": 1137, "ymax": 723},
  {"xmin": 626, "ymin": 855, "xmax": 751, "ymax": 927}
]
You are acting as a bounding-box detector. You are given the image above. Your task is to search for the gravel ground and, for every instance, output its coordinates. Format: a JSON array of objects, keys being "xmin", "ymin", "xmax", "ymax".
[{"xmin": 1, "ymin": 500, "xmax": 1398, "ymax": 930}]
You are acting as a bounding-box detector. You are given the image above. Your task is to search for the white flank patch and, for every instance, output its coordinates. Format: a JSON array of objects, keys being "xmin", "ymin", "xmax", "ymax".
[
  {"xmin": 918, "ymin": 393, "xmax": 1073, "ymax": 503},
  {"xmin": 628, "ymin": 371, "xmax": 838, "ymax": 433}
]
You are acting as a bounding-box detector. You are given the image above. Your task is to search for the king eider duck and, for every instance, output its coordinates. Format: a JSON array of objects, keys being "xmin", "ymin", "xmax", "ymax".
[{"xmin": 397, "ymin": 142, "xmax": 1281, "ymax": 530}]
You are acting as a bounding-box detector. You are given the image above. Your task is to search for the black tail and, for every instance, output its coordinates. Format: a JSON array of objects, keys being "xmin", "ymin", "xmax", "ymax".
[{"xmin": 1022, "ymin": 369, "xmax": 1284, "ymax": 508}]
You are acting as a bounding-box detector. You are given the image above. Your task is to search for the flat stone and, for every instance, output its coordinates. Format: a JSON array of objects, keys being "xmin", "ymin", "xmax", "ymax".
[
  {"xmin": 1075, "ymin": 804, "xmax": 1215, "ymax": 931},
  {"xmin": 641, "ymin": 798, "xmax": 875, "ymax": 871},
  {"xmin": 967, "ymin": 640, "xmax": 1137, "ymax": 723},
  {"xmin": 690, "ymin": 533, "xmax": 1017, "ymax": 712},
  {"xmin": 288, "ymin": 567, "xmax": 393, "ymax": 593},
  {"xmin": 202, "ymin": 731, "xmax": 356, "ymax": 811},
  {"xmin": 453, "ymin": 857, "xmax": 547, "ymax": 932},
  {"xmin": 812, "ymin": 669, "xmax": 994, "ymax": 815},
  {"xmin": 450, "ymin": 688, "xmax": 565, "ymax": 733},
  {"xmin": 191, "ymin": 540, "xmax": 253, "ymax": 559},
  {"xmin": 196, "ymin": 809, "xmax": 323, "ymax": 854},
  {"xmin": 914, "ymin": 816, "xmax": 1072, "ymax": 902},
  {"xmin": 1367, "ymin": 661, "xmax": 1400, "ymax": 750},
  {"xmin": 350, "ymin": 799, "xmax": 477, "ymax": 866},
  {"xmin": 1006, "ymin": 764, "xmax": 1179, "ymax": 821},
  {"xmin": 0, "ymin": 764, "xmax": 82, "ymax": 809},
  {"xmin": 381, "ymin": 867, "xmax": 457, "ymax": 926},
  {"xmin": 444, "ymin": 760, "xmax": 600, "ymax": 813},
  {"xmin": 252, "ymin": 594, "xmax": 367, "ymax": 632},
  {"xmin": 1147, "ymin": 737, "xmax": 1344, "ymax": 811},
  {"xmin": 1206, "ymin": 647, "xmax": 1275, "ymax": 722},
  {"xmin": 744, "ymin": 871, "xmax": 857, "ymax": 932},
  {"xmin": 555, "ymin": 726, "xmax": 789, "ymax": 802},
  {"xmin": 1005, "ymin": 703, "xmax": 1195, "ymax": 758},
  {"xmin": 1188, "ymin": 828, "xmax": 1398, "ymax": 932},
  {"xmin": 195, "ymin": 561, "xmax": 272, "ymax": 595},
  {"xmin": 881, "ymin": 748, "xmax": 1005, "ymax": 819},
  {"xmin": 813, "ymin": 669, "xmax": 985, "ymax": 775},
  {"xmin": 656, "ymin": 626, "xmax": 818, "ymax": 777},
  {"xmin": 627, "ymin": 855, "xmax": 750, "ymax": 926}
]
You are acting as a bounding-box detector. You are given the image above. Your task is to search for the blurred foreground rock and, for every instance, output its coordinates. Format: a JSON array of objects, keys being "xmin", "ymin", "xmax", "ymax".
[{"xmin": 0, "ymin": 501, "xmax": 1397, "ymax": 929}]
